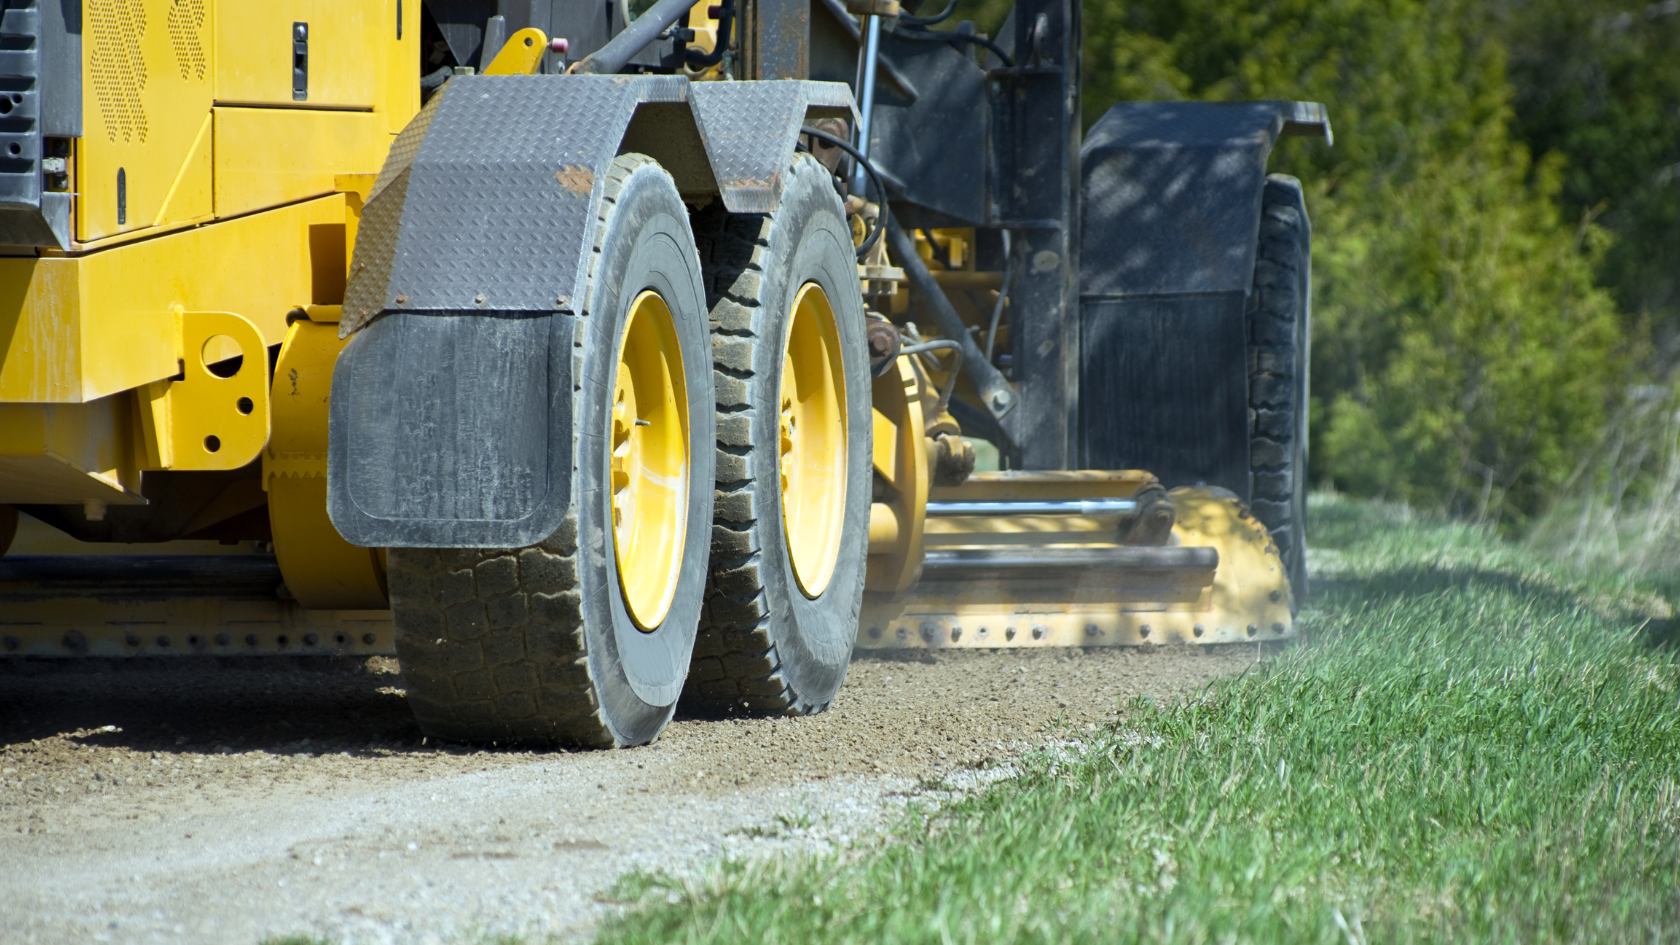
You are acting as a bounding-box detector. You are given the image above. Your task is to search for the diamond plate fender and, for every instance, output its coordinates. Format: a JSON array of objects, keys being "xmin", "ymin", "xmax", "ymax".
[
  {"xmin": 340, "ymin": 75, "xmax": 856, "ymax": 332},
  {"xmin": 329, "ymin": 75, "xmax": 854, "ymax": 548},
  {"xmin": 688, "ymin": 80, "xmax": 856, "ymax": 213},
  {"xmin": 341, "ymin": 75, "xmax": 687, "ymax": 331}
]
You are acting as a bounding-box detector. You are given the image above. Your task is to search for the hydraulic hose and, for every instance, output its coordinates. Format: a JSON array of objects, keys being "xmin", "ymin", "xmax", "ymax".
[
  {"xmin": 799, "ymin": 126, "xmax": 888, "ymax": 258},
  {"xmin": 573, "ymin": 0, "xmax": 700, "ymax": 74}
]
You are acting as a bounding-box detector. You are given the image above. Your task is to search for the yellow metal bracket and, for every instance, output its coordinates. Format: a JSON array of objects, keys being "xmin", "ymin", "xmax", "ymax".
[
  {"xmin": 483, "ymin": 28, "xmax": 550, "ymax": 76},
  {"xmin": 865, "ymin": 356, "xmax": 928, "ymax": 592},
  {"xmin": 264, "ymin": 320, "xmax": 388, "ymax": 610},
  {"xmin": 139, "ymin": 310, "xmax": 271, "ymax": 471}
]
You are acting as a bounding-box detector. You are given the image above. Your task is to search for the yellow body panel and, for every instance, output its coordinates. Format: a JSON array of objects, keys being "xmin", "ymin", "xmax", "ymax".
[
  {"xmin": 56, "ymin": 0, "xmax": 414, "ymax": 252},
  {"xmin": 212, "ymin": 107, "xmax": 386, "ymax": 220},
  {"xmin": 152, "ymin": 111, "xmax": 216, "ymax": 229},
  {"xmin": 1, "ymin": 195, "xmax": 356, "ymax": 406},
  {"xmin": 0, "ymin": 397, "xmax": 145, "ymax": 504},
  {"xmin": 214, "ymin": 3, "xmax": 384, "ymax": 108}
]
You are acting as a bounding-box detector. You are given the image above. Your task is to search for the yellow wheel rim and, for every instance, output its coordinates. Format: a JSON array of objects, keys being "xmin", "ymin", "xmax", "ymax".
[
  {"xmin": 780, "ymin": 282, "xmax": 848, "ymax": 598},
  {"xmin": 611, "ymin": 290, "xmax": 690, "ymax": 631}
]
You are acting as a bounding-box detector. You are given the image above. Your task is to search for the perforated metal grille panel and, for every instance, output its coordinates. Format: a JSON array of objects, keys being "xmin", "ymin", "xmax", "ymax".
[
  {"xmin": 89, "ymin": 0, "xmax": 149, "ymax": 143},
  {"xmin": 166, "ymin": 0, "xmax": 206, "ymax": 81}
]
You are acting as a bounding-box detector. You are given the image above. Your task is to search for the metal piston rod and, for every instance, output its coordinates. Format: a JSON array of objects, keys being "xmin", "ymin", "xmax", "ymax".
[
  {"xmin": 926, "ymin": 499, "xmax": 1138, "ymax": 516},
  {"xmin": 921, "ymin": 545, "xmax": 1216, "ymax": 579}
]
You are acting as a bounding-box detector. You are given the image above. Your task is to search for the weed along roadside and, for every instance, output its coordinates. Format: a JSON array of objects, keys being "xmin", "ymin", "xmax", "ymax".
[{"xmin": 595, "ymin": 495, "xmax": 1680, "ymax": 945}]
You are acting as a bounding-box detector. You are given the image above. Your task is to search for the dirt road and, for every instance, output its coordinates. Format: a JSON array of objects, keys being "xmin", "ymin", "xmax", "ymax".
[{"xmin": 0, "ymin": 646, "xmax": 1258, "ymax": 944}]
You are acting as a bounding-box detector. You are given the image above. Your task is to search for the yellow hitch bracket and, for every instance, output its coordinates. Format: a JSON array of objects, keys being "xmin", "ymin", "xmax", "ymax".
[
  {"xmin": 483, "ymin": 28, "xmax": 550, "ymax": 75},
  {"xmin": 140, "ymin": 310, "xmax": 271, "ymax": 472}
]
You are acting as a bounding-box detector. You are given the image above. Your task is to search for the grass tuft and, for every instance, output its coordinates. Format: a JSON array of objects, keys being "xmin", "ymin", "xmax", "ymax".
[{"xmin": 599, "ymin": 494, "xmax": 1680, "ymax": 944}]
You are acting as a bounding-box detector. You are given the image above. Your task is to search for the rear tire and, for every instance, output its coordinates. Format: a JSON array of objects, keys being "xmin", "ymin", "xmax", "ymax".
[
  {"xmin": 386, "ymin": 154, "xmax": 715, "ymax": 747},
  {"xmin": 684, "ymin": 153, "xmax": 871, "ymax": 716},
  {"xmin": 1247, "ymin": 174, "xmax": 1310, "ymax": 604}
]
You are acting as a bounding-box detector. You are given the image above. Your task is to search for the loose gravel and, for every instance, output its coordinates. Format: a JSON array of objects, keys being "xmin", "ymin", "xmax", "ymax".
[{"xmin": 0, "ymin": 645, "xmax": 1260, "ymax": 944}]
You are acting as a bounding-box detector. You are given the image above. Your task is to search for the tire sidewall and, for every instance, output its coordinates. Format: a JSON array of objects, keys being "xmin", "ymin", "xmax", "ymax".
[
  {"xmin": 576, "ymin": 159, "xmax": 715, "ymax": 736},
  {"xmin": 747, "ymin": 156, "xmax": 870, "ymax": 702}
]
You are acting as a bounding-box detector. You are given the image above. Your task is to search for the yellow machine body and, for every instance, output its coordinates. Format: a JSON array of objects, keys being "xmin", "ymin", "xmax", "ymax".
[{"xmin": 2, "ymin": 0, "xmax": 414, "ymax": 502}]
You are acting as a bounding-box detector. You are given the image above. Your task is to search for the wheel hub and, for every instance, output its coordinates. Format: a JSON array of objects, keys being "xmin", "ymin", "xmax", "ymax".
[
  {"xmin": 779, "ymin": 282, "xmax": 847, "ymax": 598},
  {"xmin": 611, "ymin": 290, "xmax": 690, "ymax": 630}
]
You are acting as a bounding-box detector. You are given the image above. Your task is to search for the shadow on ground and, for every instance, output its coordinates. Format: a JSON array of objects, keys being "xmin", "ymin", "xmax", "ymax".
[{"xmin": 0, "ymin": 657, "xmax": 427, "ymax": 756}]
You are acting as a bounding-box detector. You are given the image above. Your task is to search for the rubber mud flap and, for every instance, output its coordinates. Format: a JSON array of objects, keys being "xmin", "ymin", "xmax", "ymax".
[{"xmin": 328, "ymin": 311, "xmax": 573, "ymax": 549}]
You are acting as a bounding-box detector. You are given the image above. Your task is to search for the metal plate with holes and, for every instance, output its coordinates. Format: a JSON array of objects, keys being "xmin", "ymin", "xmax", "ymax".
[{"xmin": 0, "ymin": 555, "xmax": 395, "ymax": 658}]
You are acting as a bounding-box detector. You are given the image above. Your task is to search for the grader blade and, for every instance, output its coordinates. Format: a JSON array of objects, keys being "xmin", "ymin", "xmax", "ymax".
[{"xmin": 859, "ymin": 472, "xmax": 1294, "ymax": 650}]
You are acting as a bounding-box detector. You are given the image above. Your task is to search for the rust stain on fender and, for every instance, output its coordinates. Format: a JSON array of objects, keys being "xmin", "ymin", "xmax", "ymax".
[{"xmin": 555, "ymin": 166, "xmax": 595, "ymax": 194}]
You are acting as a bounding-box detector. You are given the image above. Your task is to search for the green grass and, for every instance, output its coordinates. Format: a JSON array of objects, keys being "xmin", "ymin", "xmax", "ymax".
[{"xmin": 598, "ymin": 494, "xmax": 1680, "ymax": 944}]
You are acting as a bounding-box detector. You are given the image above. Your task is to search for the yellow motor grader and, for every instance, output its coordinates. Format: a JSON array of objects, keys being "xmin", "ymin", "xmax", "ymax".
[{"xmin": 0, "ymin": 0, "xmax": 1326, "ymax": 746}]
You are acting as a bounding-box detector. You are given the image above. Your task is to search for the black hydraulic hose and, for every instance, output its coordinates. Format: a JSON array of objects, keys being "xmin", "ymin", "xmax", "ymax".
[
  {"xmin": 684, "ymin": 0, "xmax": 734, "ymax": 67},
  {"xmin": 899, "ymin": 339, "xmax": 963, "ymax": 411},
  {"xmin": 888, "ymin": 25, "xmax": 1013, "ymax": 66},
  {"xmin": 420, "ymin": 65, "xmax": 452, "ymax": 89},
  {"xmin": 800, "ymin": 126, "xmax": 887, "ymax": 259},
  {"xmin": 898, "ymin": 0, "xmax": 957, "ymax": 26},
  {"xmin": 574, "ymin": 0, "xmax": 700, "ymax": 74},
  {"xmin": 884, "ymin": 212, "xmax": 1017, "ymax": 420}
]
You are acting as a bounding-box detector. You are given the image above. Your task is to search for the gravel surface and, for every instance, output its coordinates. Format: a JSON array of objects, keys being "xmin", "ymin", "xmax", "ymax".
[{"xmin": 0, "ymin": 645, "xmax": 1261, "ymax": 944}]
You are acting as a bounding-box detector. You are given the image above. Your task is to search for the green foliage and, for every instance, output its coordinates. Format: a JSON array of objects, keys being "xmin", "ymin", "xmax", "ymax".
[
  {"xmin": 598, "ymin": 495, "xmax": 1680, "ymax": 944},
  {"xmin": 1076, "ymin": 0, "xmax": 1632, "ymax": 527},
  {"xmin": 1495, "ymin": 0, "xmax": 1680, "ymax": 369}
]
